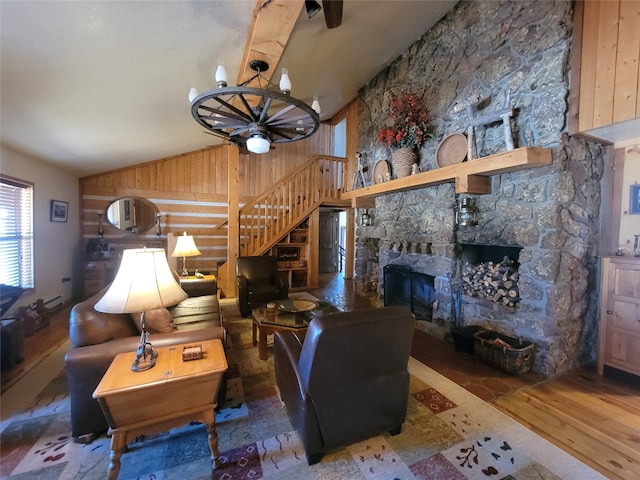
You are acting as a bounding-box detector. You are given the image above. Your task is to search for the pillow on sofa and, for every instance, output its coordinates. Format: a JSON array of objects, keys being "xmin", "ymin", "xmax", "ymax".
[{"xmin": 131, "ymin": 308, "xmax": 176, "ymax": 333}]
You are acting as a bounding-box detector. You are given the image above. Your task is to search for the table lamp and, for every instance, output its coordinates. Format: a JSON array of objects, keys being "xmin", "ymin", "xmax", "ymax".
[
  {"xmin": 171, "ymin": 231, "xmax": 201, "ymax": 278},
  {"xmin": 95, "ymin": 248, "xmax": 188, "ymax": 372}
]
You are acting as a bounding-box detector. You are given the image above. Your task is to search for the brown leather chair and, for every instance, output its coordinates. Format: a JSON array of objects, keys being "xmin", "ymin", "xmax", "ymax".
[
  {"xmin": 274, "ymin": 306, "xmax": 415, "ymax": 464},
  {"xmin": 235, "ymin": 255, "xmax": 288, "ymax": 317}
]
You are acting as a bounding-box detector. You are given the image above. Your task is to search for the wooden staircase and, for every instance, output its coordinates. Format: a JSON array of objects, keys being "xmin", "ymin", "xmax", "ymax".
[{"xmin": 217, "ymin": 154, "xmax": 347, "ymax": 295}]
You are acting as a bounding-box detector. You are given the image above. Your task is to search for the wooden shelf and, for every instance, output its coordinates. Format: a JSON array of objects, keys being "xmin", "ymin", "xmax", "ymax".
[
  {"xmin": 342, "ymin": 147, "xmax": 552, "ymax": 200},
  {"xmin": 272, "ymin": 220, "xmax": 310, "ymax": 291}
]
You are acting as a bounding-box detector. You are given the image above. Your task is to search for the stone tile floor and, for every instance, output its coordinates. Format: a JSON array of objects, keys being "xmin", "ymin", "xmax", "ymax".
[{"xmin": 308, "ymin": 273, "xmax": 545, "ymax": 403}]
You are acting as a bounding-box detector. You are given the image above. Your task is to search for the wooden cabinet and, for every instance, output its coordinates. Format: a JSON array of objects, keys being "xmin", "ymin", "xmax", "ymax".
[
  {"xmin": 598, "ymin": 256, "xmax": 640, "ymax": 376},
  {"xmin": 84, "ymin": 260, "xmax": 117, "ymax": 298},
  {"xmin": 83, "ymin": 238, "xmax": 165, "ymax": 298},
  {"xmin": 272, "ymin": 221, "xmax": 310, "ymax": 291}
]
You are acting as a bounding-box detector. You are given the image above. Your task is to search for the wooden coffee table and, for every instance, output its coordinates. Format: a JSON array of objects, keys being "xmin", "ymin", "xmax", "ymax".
[
  {"xmin": 252, "ymin": 301, "xmax": 339, "ymax": 360},
  {"xmin": 93, "ymin": 339, "xmax": 227, "ymax": 479}
]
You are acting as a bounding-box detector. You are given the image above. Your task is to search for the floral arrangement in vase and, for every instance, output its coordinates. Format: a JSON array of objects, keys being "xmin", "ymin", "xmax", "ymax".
[
  {"xmin": 378, "ymin": 90, "xmax": 434, "ymax": 177},
  {"xmin": 378, "ymin": 90, "xmax": 434, "ymax": 150}
]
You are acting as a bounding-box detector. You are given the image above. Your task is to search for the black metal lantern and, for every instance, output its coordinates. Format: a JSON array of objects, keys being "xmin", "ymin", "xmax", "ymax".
[
  {"xmin": 361, "ymin": 208, "xmax": 372, "ymax": 226},
  {"xmin": 456, "ymin": 197, "xmax": 478, "ymax": 226}
]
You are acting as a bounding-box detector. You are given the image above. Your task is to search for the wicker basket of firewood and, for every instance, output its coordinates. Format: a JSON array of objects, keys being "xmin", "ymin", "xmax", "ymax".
[{"xmin": 473, "ymin": 330, "xmax": 534, "ymax": 375}]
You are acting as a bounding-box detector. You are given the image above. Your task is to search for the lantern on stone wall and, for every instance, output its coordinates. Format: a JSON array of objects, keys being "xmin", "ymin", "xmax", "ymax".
[
  {"xmin": 361, "ymin": 208, "xmax": 372, "ymax": 226},
  {"xmin": 455, "ymin": 196, "xmax": 477, "ymax": 226}
]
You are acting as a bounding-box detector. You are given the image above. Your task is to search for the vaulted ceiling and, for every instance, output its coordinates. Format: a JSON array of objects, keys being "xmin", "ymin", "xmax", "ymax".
[{"xmin": 1, "ymin": 0, "xmax": 457, "ymax": 177}]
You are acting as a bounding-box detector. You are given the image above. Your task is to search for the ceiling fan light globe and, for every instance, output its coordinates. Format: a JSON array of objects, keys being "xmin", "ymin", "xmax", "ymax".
[{"xmin": 246, "ymin": 134, "xmax": 271, "ymax": 154}]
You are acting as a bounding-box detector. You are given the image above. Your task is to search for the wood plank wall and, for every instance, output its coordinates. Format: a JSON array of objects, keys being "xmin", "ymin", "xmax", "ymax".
[
  {"xmin": 79, "ymin": 124, "xmax": 333, "ymax": 274},
  {"xmin": 573, "ymin": 0, "xmax": 640, "ymax": 133}
]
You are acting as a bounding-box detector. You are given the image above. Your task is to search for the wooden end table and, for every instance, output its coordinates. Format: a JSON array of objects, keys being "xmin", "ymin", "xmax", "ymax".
[
  {"xmin": 179, "ymin": 274, "xmax": 217, "ymax": 297},
  {"xmin": 93, "ymin": 339, "xmax": 227, "ymax": 479},
  {"xmin": 252, "ymin": 302, "xmax": 340, "ymax": 360}
]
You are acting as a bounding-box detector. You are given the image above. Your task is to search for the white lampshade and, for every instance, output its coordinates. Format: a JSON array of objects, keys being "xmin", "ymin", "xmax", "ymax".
[
  {"xmin": 246, "ymin": 134, "xmax": 271, "ymax": 154},
  {"xmin": 171, "ymin": 232, "xmax": 202, "ymax": 258},
  {"xmin": 279, "ymin": 67, "xmax": 292, "ymax": 94},
  {"xmin": 188, "ymin": 87, "xmax": 198, "ymax": 102},
  {"xmin": 95, "ymin": 248, "xmax": 187, "ymax": 314},
  {"xmin": 215, "ymin": 61, "xmax": 228, "ymax": 88}
]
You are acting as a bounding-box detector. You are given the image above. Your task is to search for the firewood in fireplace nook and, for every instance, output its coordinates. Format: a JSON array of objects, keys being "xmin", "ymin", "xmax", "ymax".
[{"xmin": 461, "ymin": 257, "xmax": 519, "ymax": 306}]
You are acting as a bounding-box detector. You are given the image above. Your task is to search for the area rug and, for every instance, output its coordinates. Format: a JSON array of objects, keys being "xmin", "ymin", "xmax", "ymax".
[{"xmin": 0, "ymin": 302, "xmax": 604, "ymax": 479}]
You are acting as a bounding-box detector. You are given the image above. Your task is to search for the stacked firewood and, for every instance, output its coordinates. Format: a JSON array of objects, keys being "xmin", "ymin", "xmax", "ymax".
[{"xmin": 461, "ymin": 256, "xmax": 520, "ymax": 306}]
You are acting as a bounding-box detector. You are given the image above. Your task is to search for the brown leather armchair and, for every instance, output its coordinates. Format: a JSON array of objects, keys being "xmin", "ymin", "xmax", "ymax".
[
  {"xmin": 235, "ymin": 255, "xmax": 288, "ymax": 317},
  {"xmin": 274, "ymin": 306, "xmax": 415, "ymax": 464}
]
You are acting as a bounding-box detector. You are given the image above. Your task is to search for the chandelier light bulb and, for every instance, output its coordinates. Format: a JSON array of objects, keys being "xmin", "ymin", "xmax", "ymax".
[
  {"xmin": 279, "ymin": 68, "xmax": 292, "ymax": 95},
  {"xmin": 188, "ymin": 87, "xmax": 198, "ymax": 103},
  {"xmin": 296, "ymin": 119, "xmax": 304, "ymax": 132},
  {"xmin": 311, "ymin": 95, "xmax": 321, "ymax": 115},
  {"xmin": 215, "ymin": 61, "xmax": 228, "ymax": 88}
]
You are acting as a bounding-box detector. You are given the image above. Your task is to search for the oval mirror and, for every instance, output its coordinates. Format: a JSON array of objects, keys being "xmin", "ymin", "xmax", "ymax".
[{"xmin": 105, "ymin": 197, "xmax": 158, "ymax": 233}]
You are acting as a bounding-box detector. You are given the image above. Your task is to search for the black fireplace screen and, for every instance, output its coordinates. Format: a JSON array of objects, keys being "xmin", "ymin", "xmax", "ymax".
[{"xmin": 383, "ymin": 265, "xmax": 435, "ymax": 320}]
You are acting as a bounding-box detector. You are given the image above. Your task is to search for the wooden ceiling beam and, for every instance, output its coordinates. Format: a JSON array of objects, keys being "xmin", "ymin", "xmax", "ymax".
[{"xmin": 238, "ymin": 0, "xmax": 304, "ymax": 87}]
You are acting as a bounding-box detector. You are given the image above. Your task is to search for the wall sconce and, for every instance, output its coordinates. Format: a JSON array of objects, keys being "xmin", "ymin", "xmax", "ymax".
[
  {"xmin": 97, "ymin": 213, "xmax": 104, "ymax": 238},
  {"xmin": 361, "ymin": 208, "xmax": 372, "ymax": 226},
  {"xmin": 455, "ymin": 196, "xmax": 478, "ymax": 226}
]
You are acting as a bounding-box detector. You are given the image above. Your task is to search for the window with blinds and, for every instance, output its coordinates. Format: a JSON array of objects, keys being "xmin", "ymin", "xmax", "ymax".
[{"xmin": 0, "ymin": 175, "xmax": 35, "ymax": 289}]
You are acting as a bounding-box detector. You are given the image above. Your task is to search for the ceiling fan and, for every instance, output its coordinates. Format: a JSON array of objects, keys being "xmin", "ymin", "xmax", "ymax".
[{"xmin": 306, "ymin": 0, "xmax": 343, "ymax": 29}]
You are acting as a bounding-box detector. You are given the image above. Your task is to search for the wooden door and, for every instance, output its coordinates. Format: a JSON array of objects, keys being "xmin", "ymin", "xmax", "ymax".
[{"xmin": 319, "ymin": 211, "xmax": 339, "ymax": 273}]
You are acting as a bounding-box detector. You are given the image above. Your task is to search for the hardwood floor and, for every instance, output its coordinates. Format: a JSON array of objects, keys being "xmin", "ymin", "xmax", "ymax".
[
  {"xmin": 494, "ymin": 369, "xmax": 640, "ymax": 480},
  {"xmin": 3, "ymin": 274, "xmax": 639, "ymax": 480},
  {"xmin": 1, "ymin": 304, "xmax": 72, "ymax": 394}
]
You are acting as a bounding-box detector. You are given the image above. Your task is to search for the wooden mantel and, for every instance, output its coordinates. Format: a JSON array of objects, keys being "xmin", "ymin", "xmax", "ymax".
[{"xmin": 341, "ymin": 146, "xmax": 552, "ymax": 201}]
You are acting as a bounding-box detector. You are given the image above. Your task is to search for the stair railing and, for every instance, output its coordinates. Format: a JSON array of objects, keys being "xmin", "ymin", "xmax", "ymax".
[{"xmin": 239, "ymin": 154, "xmax": 346, "ymax": 256}]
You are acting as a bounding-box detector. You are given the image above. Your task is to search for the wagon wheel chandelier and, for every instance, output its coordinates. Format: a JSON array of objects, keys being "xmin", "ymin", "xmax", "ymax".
[{"xmin": 190, "ymin": 60, "xmax": 321, "ymax": 154}]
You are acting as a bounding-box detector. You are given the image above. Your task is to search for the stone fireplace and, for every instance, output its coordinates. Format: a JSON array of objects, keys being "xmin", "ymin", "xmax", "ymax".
[{"xmin": 353, "ymin": 0, "xmax": 607, "ymax": 376}]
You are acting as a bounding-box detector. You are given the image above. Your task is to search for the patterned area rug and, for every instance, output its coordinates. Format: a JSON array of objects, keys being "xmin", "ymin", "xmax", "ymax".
[{"xmin": 0, "ymin": 301, "xmax": 604, "ymax": 479}]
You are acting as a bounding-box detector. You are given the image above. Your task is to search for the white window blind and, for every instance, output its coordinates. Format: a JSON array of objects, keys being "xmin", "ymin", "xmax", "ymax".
[{"xmin": 0, "ymin": 176, "xmax": 34, "ymax": 289}]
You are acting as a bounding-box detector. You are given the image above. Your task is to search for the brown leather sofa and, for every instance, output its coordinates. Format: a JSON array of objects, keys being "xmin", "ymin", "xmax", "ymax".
[
  {"xmin": 64, "ymin": 285, "xmax": 224, "ymax": 442},
  {"xmin": 235, "ymin": 255, "xmax": 288, "ymax": 317},
  {"xmin": 274, "ymin": 306, "xmax": 415, "ymax": 464}
]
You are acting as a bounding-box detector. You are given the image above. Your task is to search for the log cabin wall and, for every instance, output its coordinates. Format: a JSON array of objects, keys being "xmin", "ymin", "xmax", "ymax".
[{"xmin": 79, "ymin": 124, "xmax": 334, "ymax": 274}]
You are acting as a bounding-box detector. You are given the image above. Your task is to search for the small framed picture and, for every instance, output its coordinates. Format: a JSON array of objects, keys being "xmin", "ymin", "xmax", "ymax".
[
  {"xmin": 630, "ymin": 185, "xmax": 640, "ymax": 215},
  {"xmin": 50, "ymin": 200, "xmax": 68, "ymax": 222}
]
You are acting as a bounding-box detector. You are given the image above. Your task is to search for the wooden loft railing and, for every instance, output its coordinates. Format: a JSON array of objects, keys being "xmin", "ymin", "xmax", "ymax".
[{"xmin": 239, "ymin": 154, "xmax": 346, "ymax": 256}]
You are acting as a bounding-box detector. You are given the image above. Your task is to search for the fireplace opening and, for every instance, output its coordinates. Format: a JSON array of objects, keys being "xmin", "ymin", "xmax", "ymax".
[
  {"xmin": 383, "ymin": 265, "xmax": 435, "ymax": 320},
  {"xmin": 460, "ymin": 244, "xmax": 522, "ymax": 267}
]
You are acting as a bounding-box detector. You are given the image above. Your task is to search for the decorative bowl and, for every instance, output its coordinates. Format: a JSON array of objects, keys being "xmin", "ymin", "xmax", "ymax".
[{"xmin": 277, "ymin": 299, "xmax": 318, "ymax": 312}]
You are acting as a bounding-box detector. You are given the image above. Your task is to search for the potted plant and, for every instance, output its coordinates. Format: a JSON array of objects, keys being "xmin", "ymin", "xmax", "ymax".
[{"xmin": 378, "ymin": 90, "xmax": 434, "ymax": 177}]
